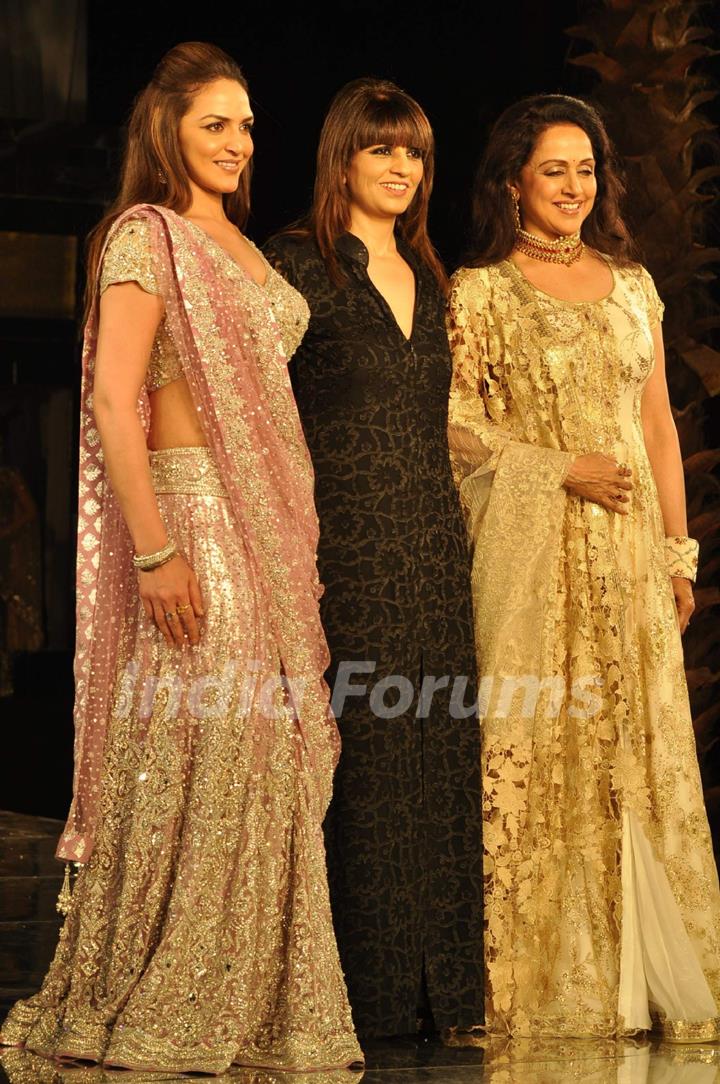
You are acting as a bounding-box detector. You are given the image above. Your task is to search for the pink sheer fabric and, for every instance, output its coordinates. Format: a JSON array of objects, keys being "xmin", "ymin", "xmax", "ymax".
[{"xmin": 59, "ymin": 204, "xmax": 339, "ymax": 863}]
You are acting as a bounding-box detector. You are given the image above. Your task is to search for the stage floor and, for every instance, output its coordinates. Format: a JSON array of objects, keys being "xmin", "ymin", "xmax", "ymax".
[
  {"xmin": 2, "ymin": 811, "xmax": 719, "ymax": 1082},
  {"xmin": 2, "ymin": 1033, "xmax": 719, "ymax": 1082}
]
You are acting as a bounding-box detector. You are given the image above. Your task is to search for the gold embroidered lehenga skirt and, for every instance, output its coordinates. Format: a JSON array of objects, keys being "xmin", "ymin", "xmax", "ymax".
[{"xmin": 0, "ymin": 447, "xmax": 362, "ymax": 1074}]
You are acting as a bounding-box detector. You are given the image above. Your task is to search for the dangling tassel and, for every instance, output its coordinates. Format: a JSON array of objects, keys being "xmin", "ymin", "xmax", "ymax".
[{"xmin": 56, "ymin": 863, "xmax": 74, "ymax": 916}]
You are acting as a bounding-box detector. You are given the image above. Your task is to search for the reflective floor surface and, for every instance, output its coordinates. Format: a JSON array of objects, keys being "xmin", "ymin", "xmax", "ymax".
[{"xmin": 2, "ymin": 1034, "xmax": 720, "ymax": 1083}]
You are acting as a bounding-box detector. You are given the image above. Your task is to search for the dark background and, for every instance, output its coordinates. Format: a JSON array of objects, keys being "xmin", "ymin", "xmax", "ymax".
[
  {"xmin": 0, "ymin": 0, "xmax": 715, "ymax": 820},
  {"xmin": 85, "ymin": 0, "xmax": 583, "ymax": 262}
]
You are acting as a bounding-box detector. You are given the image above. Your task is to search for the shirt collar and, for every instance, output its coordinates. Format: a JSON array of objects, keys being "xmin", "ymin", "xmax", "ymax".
[
  {"xmin": 335, "ymin": 232, "xmax": 370, "ymax": 267},
  {"xmin": 335, "ymin": 230, "xmax": 416, "ymax": 270}
]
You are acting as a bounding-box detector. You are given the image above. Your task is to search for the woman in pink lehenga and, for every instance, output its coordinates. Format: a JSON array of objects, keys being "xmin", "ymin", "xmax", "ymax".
[{"xmin": 0, "ymin": 42, "xmax": 362, "ymax": 1075}]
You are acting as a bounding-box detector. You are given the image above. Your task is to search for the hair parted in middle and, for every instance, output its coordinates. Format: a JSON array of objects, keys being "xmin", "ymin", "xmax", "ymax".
[
  {"xmin": 299, "ymin": 77, "xmax": 447, "ymax": 290},
  {"xmin": 467, "ymin": 93, "xmax": 638, "ymax": 268}
]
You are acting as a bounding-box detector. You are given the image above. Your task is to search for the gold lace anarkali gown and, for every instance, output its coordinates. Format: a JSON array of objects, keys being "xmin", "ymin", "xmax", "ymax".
[{"xmin": 447, "ymin": 257, "xmax": 720, "ymax": 1040}]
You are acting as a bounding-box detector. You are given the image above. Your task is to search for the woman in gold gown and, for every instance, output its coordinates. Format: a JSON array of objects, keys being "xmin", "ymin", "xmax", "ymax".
[
  {"xmin": 0, "ymin": 42, "xmax": 361, "ymax": 1074},
  {"xmin": 448, "ymin": 93, "xmax": 720, "ymax": 1040}
]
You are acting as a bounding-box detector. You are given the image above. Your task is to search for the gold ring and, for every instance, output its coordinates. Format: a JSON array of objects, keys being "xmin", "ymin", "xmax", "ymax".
[
  {"xmin": 176, "ymin": 604, "xmax": 192, "ymax": 614},
  {"xmin": 164, "ymin": 611, "xmax": 175, "ymax": 621}
]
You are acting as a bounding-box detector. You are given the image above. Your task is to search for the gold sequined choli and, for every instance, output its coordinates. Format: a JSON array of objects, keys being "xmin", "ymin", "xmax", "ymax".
[
  {"xmin": 98, "ymin": 218, "xmax": 309, "ymax": 390},
  {"xmin": 447, "ymin": 259, "xmax": 720, "ymax": 1041},
  {"xmin": 0, "ymin": 210, "xmax": 362, "ymax": 1073}
]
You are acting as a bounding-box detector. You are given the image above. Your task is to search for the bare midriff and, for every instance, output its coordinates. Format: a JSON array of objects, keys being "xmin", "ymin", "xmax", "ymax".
[{"xmin": 146, "ymin": 376, "xmax": 208, "ymax": 450}]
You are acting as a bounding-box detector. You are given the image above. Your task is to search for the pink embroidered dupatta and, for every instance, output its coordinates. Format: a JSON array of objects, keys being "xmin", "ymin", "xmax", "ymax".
[{"xmin": 59, "ymin": 204, "xmax": 339, "ymax": 863}]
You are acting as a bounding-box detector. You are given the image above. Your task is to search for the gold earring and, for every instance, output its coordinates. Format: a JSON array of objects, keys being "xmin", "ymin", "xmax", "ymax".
[
  {"xmin": 510, "ymin": 189, "xmax": 521, "ymax": 230},
  {"xmin": 157, "ymin": 168, "xmax": 167, "ymax": 185}
]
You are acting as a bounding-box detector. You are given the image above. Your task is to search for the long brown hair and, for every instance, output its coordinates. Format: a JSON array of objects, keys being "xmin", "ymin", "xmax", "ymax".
[
  {"xmin": 468, "ymin": 94, "xmax": 638, "ymax": 267},
  {"xmin": 84, "ymin": 41, "xmax": 250, "ymax": 317},
  {"xmin": 293, "ymin": 77, "xmax": 447, "ymax": 291}
]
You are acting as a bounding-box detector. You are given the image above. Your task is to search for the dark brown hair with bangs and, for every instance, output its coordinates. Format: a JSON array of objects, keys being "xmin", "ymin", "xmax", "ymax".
[
  {"xmin": 293, "ymin": 77, "xmax": 447, "ymax": 291},
  {"xmin": 84, "ymin": 42, "xmax": 250, "ymax": 320}
]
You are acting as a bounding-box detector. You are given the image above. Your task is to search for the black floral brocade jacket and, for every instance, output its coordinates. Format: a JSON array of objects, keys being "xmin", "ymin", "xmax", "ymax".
[{"xmin": 264, "ymin": 230, "xmax": 484, "ymax": 1038}]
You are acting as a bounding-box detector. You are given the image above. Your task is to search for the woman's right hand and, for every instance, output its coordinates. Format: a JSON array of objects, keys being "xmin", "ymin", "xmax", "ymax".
[
  {"xmin": 563, "ymin": 453, "xmax": 633, "ymax": 515},
  {"xmin": 138, "ymin": 554, "xmax": 205, "ymax": 647}
]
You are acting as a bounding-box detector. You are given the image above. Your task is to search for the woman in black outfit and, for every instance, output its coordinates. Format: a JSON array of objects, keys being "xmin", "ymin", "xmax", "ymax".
[{"xmin": 264, "ymin": 78, "xmax": 483, "ymax": 1040}]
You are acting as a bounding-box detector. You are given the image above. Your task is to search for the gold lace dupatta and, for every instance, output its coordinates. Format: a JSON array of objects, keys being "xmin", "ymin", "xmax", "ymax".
[
  {"xmin": 59, "ymin": 205, "xmax": 338, "ymax": 864},
  {"xmin": 446, "ymin": 272, "xmax": 573, "ymax": 698}
]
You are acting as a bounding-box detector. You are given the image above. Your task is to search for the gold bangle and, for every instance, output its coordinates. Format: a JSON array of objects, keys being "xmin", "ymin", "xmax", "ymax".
[
  {"xmin": 132, "ymin": 539, "xmax": 178, "ymax": 572},
  {"xmin": 665, "ymin": 536, "xmax": 699, "ymax": 582}
]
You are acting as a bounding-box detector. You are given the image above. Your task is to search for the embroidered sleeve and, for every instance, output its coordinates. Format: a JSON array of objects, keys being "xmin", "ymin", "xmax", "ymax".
[
  {"xmin": 100, "ymin": 218, "xmax": 160, "ymax": 296},
  {"xmin": 447, "ymin": 268, "xmax": 515, "ymax": 471},
  {"xmin": 447, "ymin": 267, "xmax": 573, "ymax": 493}
]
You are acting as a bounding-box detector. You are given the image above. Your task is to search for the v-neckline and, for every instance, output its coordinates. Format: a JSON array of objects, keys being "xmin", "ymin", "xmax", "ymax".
[
  {"xmin": 363, "ymin": 272, "xmax": 417, "ymax": 343},
  {"xmin": 339, "ymin": 233, "xmax": 418, "ymax": 343},
  {"xmin": 182, "ymin": 216, "xmax": 270, "ymax": 288}
]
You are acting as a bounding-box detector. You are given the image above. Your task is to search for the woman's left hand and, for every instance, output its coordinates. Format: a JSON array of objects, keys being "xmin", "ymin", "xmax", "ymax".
[{"xmin": 672, "ymin": 576, "xmax": 695, "ymax": 634}]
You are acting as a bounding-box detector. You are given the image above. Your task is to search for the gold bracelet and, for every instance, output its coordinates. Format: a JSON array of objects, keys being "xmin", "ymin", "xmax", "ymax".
[
  {"xmin": 132, "ymin": 539, "xmax": 178, "ymax": 572},
  {"xmin": 665, "ymin": 536, "xmax": 699, "ymax": 582}
]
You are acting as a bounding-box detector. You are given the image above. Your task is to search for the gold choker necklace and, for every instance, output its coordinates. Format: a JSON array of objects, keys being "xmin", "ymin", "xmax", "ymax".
[{"xmin": 515, "ymin": 227, "xmax": 584, "ymax": 266}]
